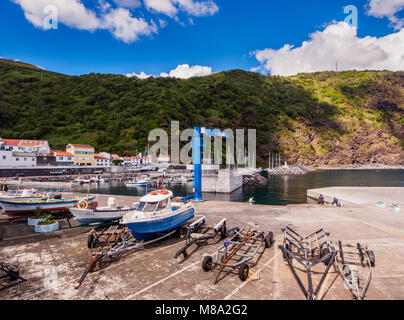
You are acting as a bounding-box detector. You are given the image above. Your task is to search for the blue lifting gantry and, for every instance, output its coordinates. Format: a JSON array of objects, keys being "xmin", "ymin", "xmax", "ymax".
[{"xmin": 192, "ymin": 126, "xmax": 229, "ymax": 202}]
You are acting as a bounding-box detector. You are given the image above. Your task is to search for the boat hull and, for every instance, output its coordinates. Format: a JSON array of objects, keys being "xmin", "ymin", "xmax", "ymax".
[
  {"xmin": 0, "ymin": 197, "xmax": 97, "ymax": 218},
  {"xmin": 70, "ymin": 207, "xmax": 131, "ymax": 225},
  {"xmin": 126, "ymin": 182, "xmax": 148, "ymax": 187},
  {"xmin": 125, "ymin": 207, "xmax": 195, "ymax": 241}
]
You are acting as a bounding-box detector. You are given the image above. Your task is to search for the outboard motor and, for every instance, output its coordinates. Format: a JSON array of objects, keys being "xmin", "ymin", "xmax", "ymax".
[
  {"xmin": 21, "ymin": 189, "xmax": 34, "ymax": 197},
  {"xmin": 108, "ymin": 197, "xmax": 118, "ymax": 209}
]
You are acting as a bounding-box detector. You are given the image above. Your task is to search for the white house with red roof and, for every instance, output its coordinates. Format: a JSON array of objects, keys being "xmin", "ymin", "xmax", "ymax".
[
  {"xmin": 142, "ymin": 156, "xmax": 152, "ymax": 165},
  {"xmin": 94, "ymin": 153, "xmax": 111, "ymax": 167},
  {"xmin": 157, "ymin": 154, "xmax": 171, "ymax": 164},
  {"xmin": 0, "ymin": 138, "xmax": 50, "ymax": 154},
  {"xmin": 51, "ymin": 150, "xmax": 74, "ymax": 166},
  {"xmin": 122, "ymin": 156, "xmax": 142, "ymax": 166}
]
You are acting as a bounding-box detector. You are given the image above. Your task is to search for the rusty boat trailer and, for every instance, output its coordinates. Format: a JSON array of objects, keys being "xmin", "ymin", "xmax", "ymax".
[
  {"xmin": 202, "ymin": 227, "xmax": 274, "ymax": 284},
  {"xmin": 278, "ymin": 226, "xmax": 337, "ymax": 300},
  {"xmin": 74, "ymin": 223, "xmax": 185, "ymax": 290}
]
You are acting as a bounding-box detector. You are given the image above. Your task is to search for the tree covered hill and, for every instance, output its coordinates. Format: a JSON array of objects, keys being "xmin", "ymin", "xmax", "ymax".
[{"xmin": 0, "ymin": 58, "xmax": 403, "ymax": 166}]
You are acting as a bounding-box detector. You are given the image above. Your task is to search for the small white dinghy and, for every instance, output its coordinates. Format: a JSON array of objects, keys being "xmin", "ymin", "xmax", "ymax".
[{"xmin": 70, "ymin": 197, "xmax": 138, "ymax": 225}]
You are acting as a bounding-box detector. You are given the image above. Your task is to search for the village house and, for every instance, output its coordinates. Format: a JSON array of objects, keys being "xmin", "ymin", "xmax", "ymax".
[
  {"xmin": 66, "ymin": 144, "xmax": 95, "ymax": 166},
  {"xmin": 0, "ymin": 150, "xmax": 37, "ymax": 167},
  {"xmin": 94, "ymin": 153, "xmax": 111, "ymax": 167},
  {"xmin": 0, "ymin": 138, "xmax": 50, "ymax": 154},
  {"xmin": 51, "ymin": 151, "xmax": 74, "ymax": 166}
]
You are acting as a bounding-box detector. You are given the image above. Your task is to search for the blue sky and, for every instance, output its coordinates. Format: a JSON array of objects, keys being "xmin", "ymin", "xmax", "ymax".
[{"xmin": 1, "ymin": 0, "xmax": 403, "ymax": 77}]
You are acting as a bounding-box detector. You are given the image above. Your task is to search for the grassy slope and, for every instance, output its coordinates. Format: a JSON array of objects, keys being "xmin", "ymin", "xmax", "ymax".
[{"xmin": 0, "ymin": 59, "xmax": 403, "ymax": 166}]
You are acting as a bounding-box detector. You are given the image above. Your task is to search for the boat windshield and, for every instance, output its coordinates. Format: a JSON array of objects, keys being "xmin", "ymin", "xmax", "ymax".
[
  {"xmin": 156, "ymin": 199, "xmax": 168, "ymax": 211},
  {"xmin": 137, "ymin": 201, "xmax": 158, "ymax": 212}
]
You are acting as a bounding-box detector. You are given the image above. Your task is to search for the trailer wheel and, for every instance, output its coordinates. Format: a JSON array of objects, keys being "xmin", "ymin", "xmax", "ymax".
[
  {"xmin": 202, "ymin": 256, "xmax": 213, "ymax": 272},
  {"xmin": 220, "ymin": 225, "xmax": 227, "ymax": 239},
  {"xmin": 238, "ymin": 263, "xmax": 249, "ymax": 281},
  {"xmin": 265, "ymin": 232, "xmax": 273, "ymax": 248},
  {"xmin": 367, "ymin": 250, "xmax": 375, "ymax": 267},
  {"xmin": 343, "ymin": 265, "xmax": 351, "ymax": 278},
  {"xmin": 87, "ymin": 233, "xmax": 95, "ymax": 249},
  {"xmin": 321, "ymin": 248, "xmax": 331, "ymax": 265}
]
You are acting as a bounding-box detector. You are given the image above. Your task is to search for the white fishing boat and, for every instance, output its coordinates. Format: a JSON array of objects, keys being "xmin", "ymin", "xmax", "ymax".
[
  {"xmin": 0, "ymin": 195, "xmax": 97, "ymax": 218},
  {"xmin": 73, "ymin": 178, "xmax": 91, "ymax": 184},
  {"xmin": 121, "ymin": 190, "xmax": 195, "ymax": 241},
  {"xmin": 0, "ymin": 189, "xmax": 43, "ymax": 202},
  {"xmin": 125, "ymin": 178, "xmax": 149, "ymax": 187},
  {"xmin": 70, "ymin": 197, "xmax": 138, "ymax": 225}
]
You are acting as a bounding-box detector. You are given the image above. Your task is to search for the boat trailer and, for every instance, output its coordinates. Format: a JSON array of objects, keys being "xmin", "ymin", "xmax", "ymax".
[
  {"xmin": 278, "ymin": 226, "xmax": 337, "ymax": 300},
  {"xmin": 0, "ymin": 261, "xmax": 27, "ymax": 291},
  {"xmin": 174, "ymin": 216, "xmax": 227, "ymax": 259},
  {"xmin": 75, "ymin": 224, "xmax": 183, "ymax": 289},
  {"xmin": 334, "ymin": 240, "xmax": 375, "ymax": 300},
  {"xmin": 202, "ymin": 228, "xmax": 274, "ymax": 284}
]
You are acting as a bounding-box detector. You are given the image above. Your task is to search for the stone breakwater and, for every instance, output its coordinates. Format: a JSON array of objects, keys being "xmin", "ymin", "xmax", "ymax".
[
  {"xmin": 243, "ymin": 172, "xmax": 268, "ymax": 186},
  {"xmin": 268, "ymin": 166, "xmax": 317, "ymax": 176}
]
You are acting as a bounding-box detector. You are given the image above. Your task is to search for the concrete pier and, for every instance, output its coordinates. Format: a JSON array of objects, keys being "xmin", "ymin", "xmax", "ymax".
[
  {"xmin": 307, "ymin": 187, "xmax": 403, "ymax": 205},
  {"xmin": 1, "ymin": 188, "xmax": 403, "ymax": 300},
  {"xmin": 202, "ymin": 169, "xmax": 242, "ymax": 193}
]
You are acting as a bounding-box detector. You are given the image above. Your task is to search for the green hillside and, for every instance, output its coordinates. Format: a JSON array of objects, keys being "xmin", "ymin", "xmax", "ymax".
[{"xmin": 0, "ymin": 58, "xmax": 403, "ymax": 166}]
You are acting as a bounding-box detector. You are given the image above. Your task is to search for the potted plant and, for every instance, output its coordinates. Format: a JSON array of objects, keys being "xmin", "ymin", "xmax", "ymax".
[
  {"xmin": 390, "ymin": 203, "xmax": 401, "ymax": 213},
  {"xmin": 374, "ymin": 201, "xmax": 386, "ymax": 208},
  {"xmin": 34, "ymin": 213, "xmax": 59, "ymax": 233},
  {"xmin": 27, "ymin": 207, "xmax": 47, "ymax": 226}
]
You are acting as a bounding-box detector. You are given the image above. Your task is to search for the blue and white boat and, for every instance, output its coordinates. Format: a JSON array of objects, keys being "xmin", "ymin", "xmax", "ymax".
[
  {"xmin": 125, "ymin": 179, "xmax": 149, "ymax": 187},
  {"xmin": 121, "ymin": 190, "xmax": 195, "ymax": 241}
]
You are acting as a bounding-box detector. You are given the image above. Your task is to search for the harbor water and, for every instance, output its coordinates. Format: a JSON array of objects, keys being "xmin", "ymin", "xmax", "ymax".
[{"xmin": 72, "ymin": 169, "xmax": 404, "ymax": 206}]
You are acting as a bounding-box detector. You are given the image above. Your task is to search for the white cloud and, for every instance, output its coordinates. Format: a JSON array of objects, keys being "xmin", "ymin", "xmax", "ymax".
[
  {"xmin": 112, "ymin": 0, "xmax": 141, "ymax": 9},
  {"xmin": 12, "ymin": 0, "xmax": 100, "ymax": 30},
  {"xmin": 126, "ymin": 71, "xmax": 153, "ymax": 79},
  {"xmin": 102, "ymin": 7, "xmax": 157, "ymax": 43},
  {"xmin": 126, "ymin": 64, "xmax": 213, "ymax": 79},
  {"xmin": 172, "ymin": 0, "xmax": 219, "ymax": 17},
  {"xmin": 12, "ymin": 0, "xmax": 157, "ymax": 43},
  {"xmin": 143, "ymin": 0, "xmax": 218, "ymax": 18},
  {"xmin": 366, "ymin": 0, "xmax": 404, "ymax": 29},
  {"xmin": 162, "ymin": 64, "xmax": 212, "ymax": 78},
  {"xmin": 12, "ymin": 0, "xmax": 218, "ymax": 43},
  {"xmin": 144, "ymin": 0, "xmax": 178, "ymax": 17},
  {"xmin": 253, "ymin": 21, "xmax": 404, "ymax": 76}
]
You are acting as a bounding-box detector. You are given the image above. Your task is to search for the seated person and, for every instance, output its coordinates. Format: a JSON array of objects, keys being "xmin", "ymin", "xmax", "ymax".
[
  {"xmin": 318, "ymin": 194, "xmax": 325, "ymax": 205},
  {"xmin": 332, "ymin": 197, "xmax": 341, "ymax": 207},
  {"xmin": 248, "ymin": 197, "xmax": 255, "ymax": 205}
]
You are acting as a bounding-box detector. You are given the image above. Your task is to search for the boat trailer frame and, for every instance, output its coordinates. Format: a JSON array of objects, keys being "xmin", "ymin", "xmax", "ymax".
[
  {"xmin": 75, "ymin": 224, "xmax": 182, "ymax": 289},
  {"xmin": 334, "ymin": 240, "xmax": 375, "ymax": 300},
  {"xmin": 278, "ymin": 226, "xmax": 337, "ymax": 300},
  {"xmin": 0, "ymin": 261, "xmax": 27, "ymax": 291},
  {"xmin": 202, "ymin": 228, "xmax": 273, "ymax": 284},
  {"xmin": 174, "ymin": 216, "xmax": 227, "ymax": 259}
]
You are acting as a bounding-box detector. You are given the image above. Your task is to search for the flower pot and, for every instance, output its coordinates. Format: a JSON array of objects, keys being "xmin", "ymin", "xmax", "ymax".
[
  {"xmin": 390, "ymin": 206, "xmax": 401, "ymax": 213},
  {"xmin": 34, "ymin": 221, "xmax": 59, "ymax": 233},
  {"xmin": 27, "ymin": 217, "xmax": 47, "ymax": 226},
  {"xmin": 374, "ymin": 201, "xmax": 386, "ymax": 208}
]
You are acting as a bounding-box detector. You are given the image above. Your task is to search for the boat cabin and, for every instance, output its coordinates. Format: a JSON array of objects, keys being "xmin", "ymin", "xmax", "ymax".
[{"xmin": 136, "ymin": 190, "xmax": 174, "ymax": 216}]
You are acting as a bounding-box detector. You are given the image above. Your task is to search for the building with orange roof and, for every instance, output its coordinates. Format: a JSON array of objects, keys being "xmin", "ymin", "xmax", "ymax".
[
  {"xmin": 94, "ymin": 153, "xmax": 111, "ymax": 167},
  {"xmin": 0, "ymin": 138, "xmax": 50, "ymax": 154},
  {"xmin": 122, "ymin": 155, "xmax": 142, "ymax": 166},
  {"xmin": 51, "ymin": 150, "xmax": 74, "ymax": 166},
  {"xmin": 66, "ymin": 144, "xmax": 94, "ymax": 166},
  {"xmin": 157, "ymin": 154, "xmax": 171, "ymax": 164}
]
